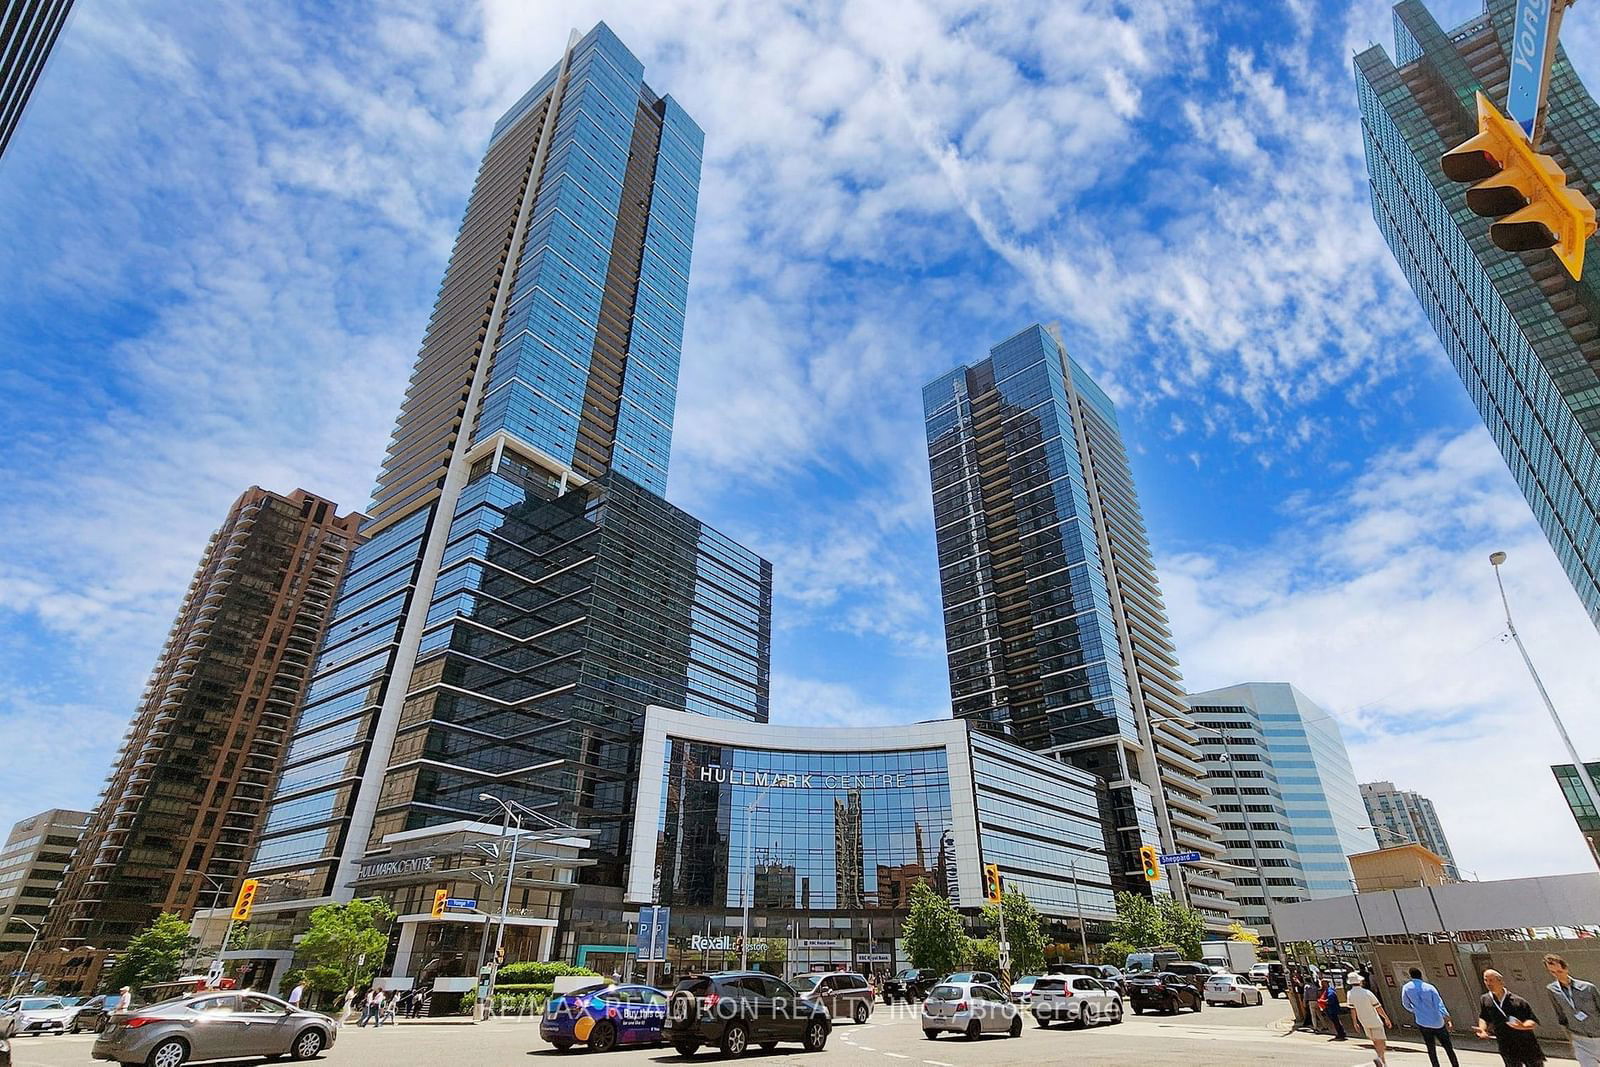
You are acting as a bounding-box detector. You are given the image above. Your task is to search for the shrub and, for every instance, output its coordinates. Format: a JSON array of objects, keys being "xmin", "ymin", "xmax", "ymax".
[{"xmin": 495, "ymin": 962, "xmax": 600, "ymax": 984}]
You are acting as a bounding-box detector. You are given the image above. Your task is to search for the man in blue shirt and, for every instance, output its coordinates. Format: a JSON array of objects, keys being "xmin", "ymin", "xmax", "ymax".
[{"xmin": 1402, "ymin": 967, "xmax": 1460, "ymax": 1067}]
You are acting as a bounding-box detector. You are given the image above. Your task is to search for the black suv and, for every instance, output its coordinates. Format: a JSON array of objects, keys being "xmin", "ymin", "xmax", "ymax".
[
  {"xmin": 663, "ymin": 972, "xmax": 831, "ymax": 1058},
  {"xmin": 881, "ymin": 968, "xmax": 938, "ymax": 1004},
  {"xmin": 1126, "ymin": 972, "xmax": 1204, "ymax": 1015}
]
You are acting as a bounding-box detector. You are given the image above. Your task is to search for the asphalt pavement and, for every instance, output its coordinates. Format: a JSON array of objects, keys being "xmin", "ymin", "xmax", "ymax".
[{"xmin": 5, "ymin": 999, "xmax": 1527, "ymax": 1066}]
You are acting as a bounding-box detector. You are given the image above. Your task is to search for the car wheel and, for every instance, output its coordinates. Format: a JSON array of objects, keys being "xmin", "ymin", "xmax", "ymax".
[
  {"xmin": 802, "ymin": 1019, "xmax": 828, "ymax": 1053},
  {"xmin": 550, "ymin": 1039, "xmax": 573, "ymax": 1051},
  {"xmin": 923, "ymin": 1029, "xmax": 939, "ymax": 1040},
  {"xmin": 964, "ymin": 1020, "xmax": 980, "ymax": 1041},
  {"xmin": 673, "ymin": 1041, "xmax": 700, "ymax": 1057},
  {"xmin": 291, "ymin": 1028, "xmax": 325, "ymax": 1060},
  {"xmin": 590, "ymin": 1021, "xmax": 618, "ymax": 1054},
  {"xmin": 720, "ymin": 1022, "xmax": 749, "ymax": 1058},
  {"xmin": 1132, "ymin": 1005, "xmax": 1143, "ymax": 1015},
  {"xmin": 881, "ymin": 993, "xmax": 892, "ymax": 1005},
  {"xmin": 1110, "ymin": 1000, "xmax": 1124, "ymax": 1025},
  {"xmin": 852, "ymin": 1001, "xmax": 870, "ymax": 1025},
  {"xmin": 146, "ymin": 1038, "xmax": 190, "ymax": 1067},
  {"xmin": 1034, "ymin": 1013, "xmax": 1050, "ymax": 1028},
  {"xmin": 69, "ymin": 1020, "xmax": 80, "ymax": 1035},
  {"xmin": 97, "ymin": 1017, "xmax": 109, "ymax": 1034},
  {"xmin": 1008, "ymin": 1016, "xmax": 1022, "ymax": 1038}
]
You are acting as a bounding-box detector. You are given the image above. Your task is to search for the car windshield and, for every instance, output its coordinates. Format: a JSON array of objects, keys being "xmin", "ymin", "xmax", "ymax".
[
  {"xmin": 927, "ymin": 985, "xmax": 963, "ymax": 1001},
  {"xmin": 1011, "ymin": 976, "xmax": 1037, "ymax": 988},
  {"xmin": 946, "ymin": 973, "xmax": 978, "ymax": 983}
]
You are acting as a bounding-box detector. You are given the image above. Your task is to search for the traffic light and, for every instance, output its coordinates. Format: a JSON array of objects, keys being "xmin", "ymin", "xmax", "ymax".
[
  {"xmin": 1440, "ymin": 91, "xmax": 1596, "ymax": 279},
  {"xmin": 230, "ymin": 878, "xmax": 260, "ymax": 921},
  {"xmin": 982, "ymin": 863, "xmax": 1003, "ymax": 904},
  {"xmin": 1139, "ymin": 845, "xmax": 1161, "ymax": 883},
  {"xmin": 495, "ymin": 945, "xmax": 506, "ymax": 966},
  {"xmin": 431, "ymin": 889, "xmax": 448, "ymax": 919}
]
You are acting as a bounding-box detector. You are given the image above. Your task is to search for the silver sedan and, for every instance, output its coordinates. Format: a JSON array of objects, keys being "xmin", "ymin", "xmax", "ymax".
[{"xmin": 92, "ymin": 991, "xmax": 336, "ymax": 1067}]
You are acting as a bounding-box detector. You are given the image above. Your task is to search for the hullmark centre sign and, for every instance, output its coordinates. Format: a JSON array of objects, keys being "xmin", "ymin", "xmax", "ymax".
[{"xmin": 697, "ymin": 766, "xmax": 911, "ymax": 790}]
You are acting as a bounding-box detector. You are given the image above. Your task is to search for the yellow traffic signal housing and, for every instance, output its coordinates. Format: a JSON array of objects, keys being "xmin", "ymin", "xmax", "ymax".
[
  {"xmin": 432, "ymin": 889, "xmax": 448, "ymax": 919},
  {"xmin": 983, "ymin": 863, "xmax": 1003, "ymax": 904},
  {"xmin": 1440, "ymin": 92, "xmax": 1596, "ymax": 279},
  {"xmin": 1139, "ymin": 845, "xmax": 1161, "ymax": 883},
  {"xmin": 231, "ymin": 878, "xmax": 260, "ymax": 921}
]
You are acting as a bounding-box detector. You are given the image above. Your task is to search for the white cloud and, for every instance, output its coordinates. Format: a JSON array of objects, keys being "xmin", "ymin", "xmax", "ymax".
[{"xmin": 1163, "ymin": 428, "xmax": 1600, "ymax": 880}]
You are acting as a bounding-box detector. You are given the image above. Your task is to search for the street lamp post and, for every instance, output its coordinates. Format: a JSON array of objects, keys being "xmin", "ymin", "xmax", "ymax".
[
  {"xmin": 478, "ymin": 794, "xmax": 525, "ymax": 1019},
  {"xmin": 1068, "ymin": 859, "xmax": 1091, "ymax": 964},
  {"xmin": 740, "ymin": 783, "xmax": 776, "ymax": 971},
  {"xmin": 1489, "ymin": 551, "xmax": 1600, "ymax": 820},
  {"xmin": 1150, "ymin": 711, "xmax": 1279, "ymax": 946},
  {"xmin": 7, "ymin": 918, "xmax": 42, "ymax": 998}
]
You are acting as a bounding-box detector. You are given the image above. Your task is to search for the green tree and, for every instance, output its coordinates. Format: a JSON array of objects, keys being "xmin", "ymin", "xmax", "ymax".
[
  {"xmin": 1158, "ymin": 897, "xmax": 1206, "ymax": 959},
  {"xmin": 1111, "ymin": 891, "xmax": 1166, "ymax": 948},
  {"xmin": 901, "ymin": 881, "xmax": 966, "ymax": 977},
  {"xmin": 964, "ymin": 936, "xmax": 1001, "ymax": 973},
  {"xmin": 103, "ymin": 912, "xmax": 198, "ymax": 993},
  {"xmin": 1100, "ymin": 939, "xmax": 1137, "ymax": 967},
  {"xmin": 980, "ymin": 887, "xmax": 1047, "ymax": 976},
  {"xmin": 295, "ymin": 897, "xmax": 395, "ymax": 997}
]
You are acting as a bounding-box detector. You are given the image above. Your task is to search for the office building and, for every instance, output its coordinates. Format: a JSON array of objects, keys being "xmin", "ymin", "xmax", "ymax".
[
  {"xmin": 1552, "ymin": 762, "xmax": 1600, "ymax": 868},
  {"xmin": 37, "ymin": 488, "xmax": 360, "ymax": 954},
  {"xmin": 1187, "ymin": 683, "xmax": 1377, "ymax": 940},
  {"xmin": 0, "ymin": 809, "xmax": 88, "ymax": 957},
  {"xmin": 1360, "ymin": 780, "xmax": 1461, "ymax": 877},
  {"xmin": 621, "ymin": 706, "xmax": 1116, "ymax": 977},
  {"xmin": 236, "ymin": 25, "xmax": 774, "ymax": 972},
  {"xmin": 922, "ymin": 324, "xmax": 1235, "ymax": 928},
  {"xmin": 0, "ymin": 0, "xmax": 75, "ymax": 160},
  {"xmin": 1356, "ymin": 0, "xmax": 1600, "ymax": 631}
]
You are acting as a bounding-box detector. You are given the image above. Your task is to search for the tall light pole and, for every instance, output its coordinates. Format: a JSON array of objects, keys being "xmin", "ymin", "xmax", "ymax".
[
  {"xmin": 1068, "ymin": 859, "xmax": 1090, "ymax": 964},
  {"xmin": 1150, "ymin": 710, "xmax": 1278, "ymax": 946},
  {"xmin": 7, "ymin": 917, "xmax": 41, "ymax": 998},
  {"xmin": 478, "ymin": 794, "xmax": 523, "ymax": 1016},
  {"xmin": 1489, "ymin": 551, "xmax": 1600, "ymax": 819}
]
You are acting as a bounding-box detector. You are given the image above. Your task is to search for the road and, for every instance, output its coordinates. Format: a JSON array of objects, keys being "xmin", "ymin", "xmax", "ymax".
[{"xmin": 7, "ymin": 1000, "xmax": 1522, "ymax": 1066}]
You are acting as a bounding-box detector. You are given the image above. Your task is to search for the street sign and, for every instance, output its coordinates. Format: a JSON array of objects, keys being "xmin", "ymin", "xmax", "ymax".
[
  {"xmin": 444, "ymin": 897, "xmax": 477, "ymax": 909},
  {"xmin": 206, "ymin": 958, "xmax": 225, "ymax": 986},
  {"xmin": 636, "ymin": 905, "xmax": 670, "ymax": 962},
  {"xmin": 1159, "ymin": 851, "xmax": 1202, "ymax": 864},
  {"xmin": 1507, "ymin": 0, "xmax": 1555, "ymax": 138}
]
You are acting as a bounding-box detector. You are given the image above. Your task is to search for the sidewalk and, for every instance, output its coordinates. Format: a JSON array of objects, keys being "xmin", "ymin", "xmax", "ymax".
[{"xmin": 1279, "ymin": 1020, "xmax": 1576, "ymax": 1063}]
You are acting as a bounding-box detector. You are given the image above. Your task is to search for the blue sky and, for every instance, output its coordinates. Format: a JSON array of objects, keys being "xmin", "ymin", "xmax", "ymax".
[{"xmin": 2, "ymin": 0, "xmax": 1598, "ymax": 882}]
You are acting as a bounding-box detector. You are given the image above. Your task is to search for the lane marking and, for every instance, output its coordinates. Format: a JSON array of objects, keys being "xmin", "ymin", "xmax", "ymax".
[
  {"xmin": 923, "ymin": 1060, "xmax": 955, "ymax": 1065},
  {"xmin": 883, "ymin": 1054, "xmax": 909, "ymax": 1060},
  {"xmin": 857, "ymin": 1045, "xmax": 876, "ymax": 1051}
]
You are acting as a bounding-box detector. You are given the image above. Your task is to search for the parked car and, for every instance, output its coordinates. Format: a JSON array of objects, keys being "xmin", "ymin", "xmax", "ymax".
[
  {"xmin": 920, "ymin": 981, "xmax": 1021, "ymax": 1040},
  {"xmin": 1, "ymin": 997, "xmax": 72, "ymax": 1036},
  {"xmin": 793, "ymin": 971, "xmax": 874, "ymax": 1025},
  {"xmin": 881, "ymin": 968, "xmax": 938, "ymax": 1004},
  {"xmin": 1203, "ymin": 974, "xmax": 1264, "ymax": 1007},
  {"xmin": 1248, "ymin": 963, "xmax": 1272, "ymax": 985},
  {"xmin": 1029, "ymin": 974, "xmax": 1123, "ymax": 1029},
  {"xmin": 68, "ymin": 995, "xmax": 114, "ymax": 1034},
  {"xmin": 91, "ymin": 991, "xmax": 337, "ymax": 1066},
  {"xmin": 540, "ymin": 983, "xmax": 666, "ymax": 1053},
  {"xmin": 662, "ymin": 972, "xmax": 830, "ymax": 1058},
  {"xmin": 1007, "ymin": 976, "xmax": 1039, "ymax": 1004},
  {"xmin": 1048, "ymin": 963, "xmax": 1128, "ymax": 998},
  {"xmin": 1125, "ymin": 972, "xmax": 1204, "ymax": 1015},
  {"xmin": 941, "ymin": 971, "xmax": 1000, "ymax": 990}
]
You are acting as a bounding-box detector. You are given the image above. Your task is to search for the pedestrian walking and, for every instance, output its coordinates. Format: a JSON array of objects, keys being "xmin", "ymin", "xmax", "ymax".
[
  {"xmin": 339, "ymin": 986, "xmax": 357, "ymax": 1023},
  {"xmin": 1475, "ymin": 969, "xmax": 1544, "ymax": 1067},
  {"xmin": 1402, "ymin": 967, "xmax": 1461, "ymax": 1067},
  {"xmin": 1287, "ymin": 969, "xmax": 1307, "ymax": 1031},
  {"xmin": 1322, "ymin": 976, "xmax": 1349, "ymax": 1041},
  {"xmin": 119, "ymin": 986, "xmax": 134, "ymax": 1013},
  {"xmin": 1348, "ymin": 974, "xmax": 1394, "ymax": 1066},
  {"xmin": 1544, "ymin": 953, "xmax": 1600, "ymax": 1067},
  {"xmin": 287, "ymin": 980, "xmax": 304, "ymax": 1008},
  {"xmin": 359, "ymin": 987, "xmax": 382, "ymax": 1027},
  {"xmin": 383, "ymin": 989, "xmax": 398, "ymax": 1024},
  {"xmin": 1301, "ymin": 973, "xmax": 1324, "ymax": 1032}
]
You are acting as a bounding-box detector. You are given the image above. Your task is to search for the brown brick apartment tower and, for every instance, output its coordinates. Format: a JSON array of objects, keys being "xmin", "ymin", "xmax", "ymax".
[{"xmin": 41, "ymin": 487, "xmax": 363, "ymax": 952}]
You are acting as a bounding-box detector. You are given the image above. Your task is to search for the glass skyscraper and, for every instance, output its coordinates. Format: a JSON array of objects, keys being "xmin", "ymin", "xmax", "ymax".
[
  {"xmin": 922, "ymin": 324, "xmax": 1235, "ymax": 928},
  {"xmin": 246, "ymin": 24, "xmax": 773, "ymax": 955},
  {"xmin": 1356, "ymin": 0, "xmax": 1600, "ymax": 630},
  {"xmin": 1188, "ymin": 683, "xmax": 1377, "ymax": 941}
]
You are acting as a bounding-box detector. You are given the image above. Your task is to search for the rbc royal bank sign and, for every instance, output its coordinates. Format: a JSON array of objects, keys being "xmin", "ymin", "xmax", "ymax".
[{"xmin": 697, "ymin": 766, "xmax": 911, "ymax": 790}]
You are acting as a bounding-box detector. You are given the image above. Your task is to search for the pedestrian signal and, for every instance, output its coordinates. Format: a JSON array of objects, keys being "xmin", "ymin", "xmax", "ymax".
[
  {"xmin": 1139, "ymin": 845, "xmax": 1161, "ymax": 882},
  {"xmin": 1440, "ymin": 92, "xmax": 1596, "ymax": 279},
  {"xmin": 431, "ymin": 889, "xmax": 448, "ymax": 919}
]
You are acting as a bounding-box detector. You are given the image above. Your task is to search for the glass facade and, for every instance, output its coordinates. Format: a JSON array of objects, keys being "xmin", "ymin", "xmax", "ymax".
[
  {"xmin": 631, "ymin": 709, "xmax": 1116, "ymax": 975},
  {"xmin": 1189, "ymin": 684, "xmax": 1377, "ymax": 938},
  {"xmin": 1356, "ymin": 0, "xmax": 1600, "ymax": 631},
  {"xmin": 1551, "ymin": 762, "xmax": 1600, "ymax": 868},
  {"xmin": 922, "ymin": 325, "xmax": 1232, "ymax": 924}
]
